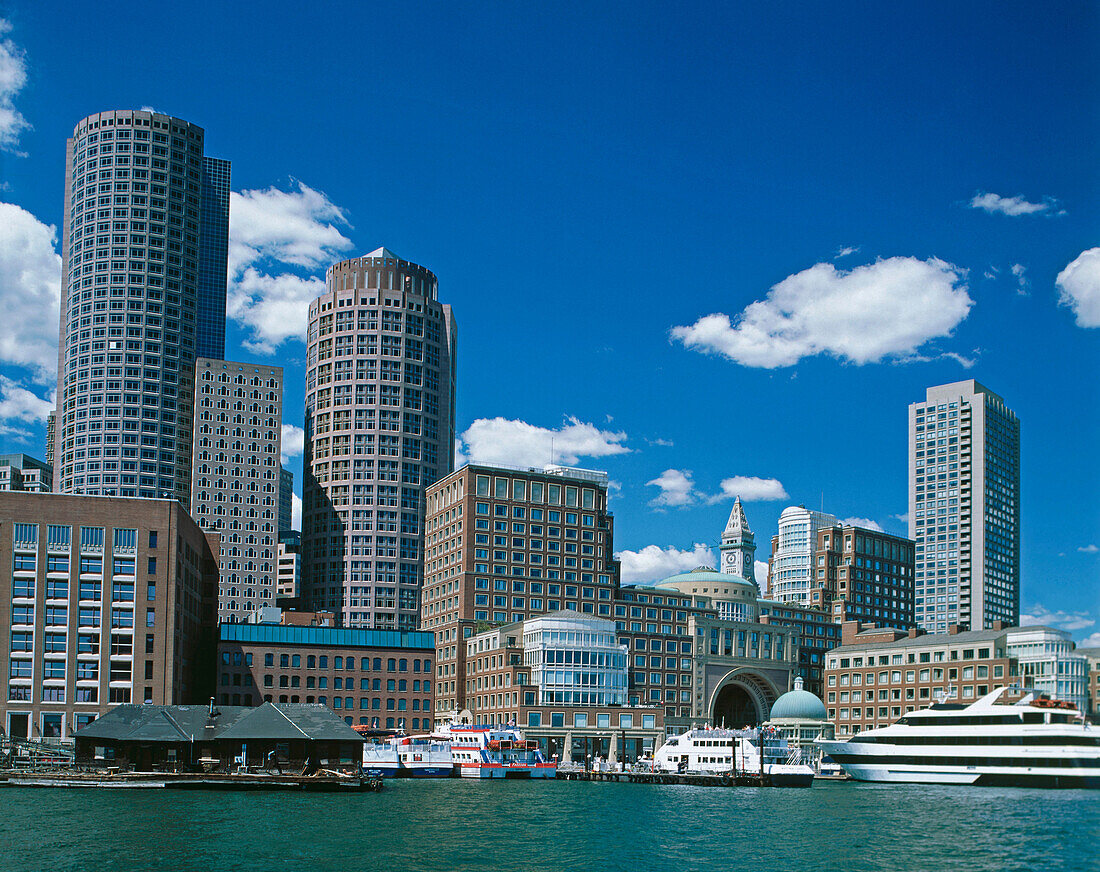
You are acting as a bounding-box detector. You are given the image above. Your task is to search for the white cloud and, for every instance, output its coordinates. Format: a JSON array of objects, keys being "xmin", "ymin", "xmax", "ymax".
[
  {"xmin": 646, "ymin": 469, "xmax": 696, "ymax": 508},
  {"xmin": 836, "ymin": 246, "xmax": 859, "ymax": 258},
  {"xmin": 0, "ymin": 202, "xmax": 61, "ymax": 381},
  {"xmin": 841, "ymin": 516, "xmax": 884, "ymax": 532},
  {"xmin": 1078, "ymin": 632, "xmax": 1100, "ymax": 649},
  {"xmin": 1056, "ymin": 248, "xmax": 1100, "ymax": 328},
  {"xmin": 0, "ymin": 19, "xmax": 30, "ymax": 152},
  {"xmin": 893, "ymin": 512, "xmax": 912, "ymax": 525},
  {"xmin": 1010, "ymin": 263, "xmax": 1029, "ymax": 296},
  {"xmin": 1078, "ymin": 544, "xmax": 1099, "ymax": 554},
  {"xmin": 710, "ymin": 475, "xmax": 789, "ymax": 503},
  {"xmin": 647, "ymin": 437, "xmax": 674, "ymax": 447},
  {"xmin": 671, "ymin": 257, "xmax": 972, "ymax": 368},
  {"xmin": 968, "ymin": 192, "xmax": 1062, "ymax": 217},
  {"xmin": 616, "ymin": 543, "xmax": 714, "ymax": 585},
  {"xmin": 291, "ymin": 493, "xmax": 302, "ymax": 531},
  {"xmin": 457, "ymin": 416, "xmax": 629, "ymax": 468},
  {"xmin": 227, "ymin": 180, "xmax": 354, "ymax": 351},
  {"xmin": 0, "ymin": 375, "xmax": 52, "ymax": 437},
  {"xmin": 280, "ymin": 424, "xmax": 305, "ymax": 463},
  {"xmin": 755, "ymin": 560, "xmax": 770, "ymax": 592},
  {"xmin": 453, "ymin": 438, "xmax": 468, "ymax": 470},
  {"xmin": 1019, "ymin": 604, "xmax": 1095, "ymax": 633}
]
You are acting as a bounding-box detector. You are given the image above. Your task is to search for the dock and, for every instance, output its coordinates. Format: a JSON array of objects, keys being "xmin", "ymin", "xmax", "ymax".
[
  {"xmin": 556, "ymin": 768, "xmax": 774, "ymax": 786},
  {"xmin": 0, "ymin": 770, "xmax": 383, "ymax": 792}
]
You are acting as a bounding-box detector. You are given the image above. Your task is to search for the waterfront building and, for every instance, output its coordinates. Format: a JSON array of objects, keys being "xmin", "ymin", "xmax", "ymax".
[
  {"xmin": 276, "ymin": 531, "xmax": 302, "ymax": 601},
  {"xmin": 1078, "ymin": 647, "xmax": 1100, "ymax": 718},
  {"xmin": 719, "ymin": 496, "xmax": 756, "ymax": 589},
  {"xmin": 655, "ymin": 566, "xmax": 759, "ymax": 623},
  {"xmin": 766, "ymin": 506, "xmax": 838, "ymax": 604},
  {"xmin": 190, "ymin": 358, "xmax": 283, "ymax": 623},
  {"xmin": 765, "ymin": 676, "xmax": 834, "ymax": 757},
  {"xmin": 1004, "ymin": 625, "xmax": 1088, "ymax": 713},
  {"xmin": 74, "ymin": 701, "xmax": 363, "ymax": 770},
  {"xmin": 422, "ymin": 463, "xmax": 616, "ymax": 716},
  {"xmin": 55, "ymin": 109, "xmax": 231, "ymax": 506},
  {"xmin": 756, "ymin": 598, "xmax": 840, "ymax": 697},
  {"xmin": 0, "ymin": 454, "xmax": 54, "ymax": 492},
  {"xmin": 824, "ymin": 621, "xmax": 1017, "ymax": 736},
  {"xmin": 216, "ymin": 618, "xmax": 436, "ymax": 730},
  {"xmin": 278, "ymin": 466, "xmax": 294, "ymax": 534},
  {"xmin": 811, "ymin": 523, "xmax": 915, "ymax": 629},
  {"xmin": 909, "ymin": 380, "xmax": 1020, "ymax": 631},
  {"xmin": 302, "ymin": 248, "xmax": 457, "ymax": 630},
  {"xmin": 0, "ymin": 492, "xmax": 219, "ymax": 741}
]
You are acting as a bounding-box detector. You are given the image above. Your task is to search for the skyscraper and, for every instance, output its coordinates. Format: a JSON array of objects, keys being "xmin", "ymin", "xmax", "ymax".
[
  {"xmin": 767, "ymin": 506, "xmax": 837, "ymax": 604},
  {"xmin": 908, "ymin": 380, "xmax": 1020, "ymax": 631},
  {"xmin": 55, "ymin": 110, "xmax": 230, "ymax": 506},
  {"xmin": 303, "ymin": 248, "xmax": 457, "ymax": 629},
  {"xmin": 278, "ymin": 466, "xmax": 294, "ymax": 533},
  {"xmin": 190, "ymin": 358, "xmax": 283, "ymax": 622}
]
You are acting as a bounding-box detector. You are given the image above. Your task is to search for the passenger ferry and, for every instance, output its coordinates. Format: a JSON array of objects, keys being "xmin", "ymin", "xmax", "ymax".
[
  {"xmin": 361, "ymin": 736, "xmax": 400, "ymax": 778},
  {"xmin": 447, "ymin": 725, "xmax": 556, "ymax": 779},
  {"xmin": 653, "ymin": 726, "xmax": 815, "ymax": 787},
  {"xmin": 816, "ymin": 687, "xmax": 1100, "ymax": 788},
  {"xmin": 359, "ymin": 732, "xmax": 454, "ymax": 778}
]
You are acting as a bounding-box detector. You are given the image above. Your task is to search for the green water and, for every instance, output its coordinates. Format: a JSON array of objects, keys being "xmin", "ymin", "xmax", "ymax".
[{"xmin": 1, "ymin": 780, "xmax": 1096, "ymax": 871}]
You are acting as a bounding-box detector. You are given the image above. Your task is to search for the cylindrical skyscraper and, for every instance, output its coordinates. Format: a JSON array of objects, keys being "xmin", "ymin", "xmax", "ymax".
[
  {"xmin": 303, "ymin": 247, "xmax": 456, "ymax": 629},
  {"xmin": 55, "ymin": 109, "xmax": 230, "ymax": 505}
]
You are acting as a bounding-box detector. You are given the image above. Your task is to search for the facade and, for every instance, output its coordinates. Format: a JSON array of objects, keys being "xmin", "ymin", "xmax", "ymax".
[
  {"xmin": 811, "ymin": 523, "xmax": 915, "ymax": 629},
  {"xmin": 46, "ymin": 411, "xmax": 56, "ymax": 470},
  {"xmin": 277, "ymin": 532, "xmax": 302, "ymax": 600},
  {"xmin": 824, "ymin": 622, "xmax": 1017, "ymax": 736},
  {"xmin": 0, "ymin": 454, "xmax": 54, "ymax": 493},
  {"xmin": 767, "ymin": 506, "xmax": 838, "ymax": 604},
  {"xmin": 757, "ymin": 598, "xmax": 841, "ymax": 697},
  {"xmin": 55, "ymin": 109, "xmax": 231, "ymax": 506},
  {"xmin": 908, "ymin": 380, "xmax": 1020, "ymax": 631},
  {"xmin": 217, "ymin": 622, "xmax": 435, "ymax": 730},
  {"xmin": 1078, "ymin": 647, "xmax": 1100, "ymax": 718},
  {"xmin": 766, "ymin": 676, "xmax": 834, "ymax": 757},
  {"xmin": 195, "ymin": 157, "xmax": 231, "ymax": 359},
  {"xmin": 278, "ymin": 465, "xmax": 294, "ymax": 534},
  {"xmin": 190, "ymin": 358, "xmax": 283, "ymax": 622},
  {"xmin": 0, "ymin": 492, "xmax": 219, "ymax": 741},
  {"xmin": 719, "ymin": 496, "xmax": 756, "ymax": 589},
  {"xmin": 422, "ymin": 464, "xmax": 617, "ymax": 716},
  {"xmin": 1004, "ymin": 626, "xmax": 1088, "ymax": 713},
  {"xmin": 302, "ymin": 247, "xmax": 457, "ymax": 630}
]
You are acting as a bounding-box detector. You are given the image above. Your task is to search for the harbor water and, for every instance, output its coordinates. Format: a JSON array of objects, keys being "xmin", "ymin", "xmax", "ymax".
[{"xmin": 2, "ymin": 779, "xmax": 1096, "ymax": 872}]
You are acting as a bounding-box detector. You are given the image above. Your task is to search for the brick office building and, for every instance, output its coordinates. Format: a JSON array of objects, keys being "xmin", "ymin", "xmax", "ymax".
[
  {"xmin": 217, "ymin": 620, "xmax": 435, "ymax": 731},
  {"xmin": 0, "ymin": 493, "xmax": 219, "ymax": 741}
]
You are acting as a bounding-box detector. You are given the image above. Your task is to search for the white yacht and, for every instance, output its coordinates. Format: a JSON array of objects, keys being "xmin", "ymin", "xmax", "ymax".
[
  {"xmin": 447, "ymin": 725, "xmax": 556, "ymax": 778},
  {"xmin": 653, "ymin": 726, "xmax": 815, "ymax": 787},
  {"xmin": 816, "ymin": 687, "xmax": 1100, "ymax": 788}
]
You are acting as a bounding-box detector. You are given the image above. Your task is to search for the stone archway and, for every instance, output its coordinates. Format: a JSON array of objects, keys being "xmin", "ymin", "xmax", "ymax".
[{"xmin": 707, "ymin": 670, "xmax": 780, "ymax": 728}]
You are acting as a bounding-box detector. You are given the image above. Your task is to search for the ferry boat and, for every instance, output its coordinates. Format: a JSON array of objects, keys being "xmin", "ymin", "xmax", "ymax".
[
  {"xmin": 447, "ymin": 725, "xmax": 556, "ymax": 779},
  {"xmin": 360, "ymin": 736, "xmax": 401, "ymax": 778},
  {"xmin": 653, "ymin": 726, "xmax": 815, "ymax": 787},
  {"xmin": 816, "ymin": 687, "xmax": 1100, "ymax": 789},
  {"xmin": 393, "ymin": 734, "xmax": 454, "ymax": 778}
]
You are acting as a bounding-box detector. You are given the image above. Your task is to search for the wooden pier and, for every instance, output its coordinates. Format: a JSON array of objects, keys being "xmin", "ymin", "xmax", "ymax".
[{"xmin": 0, "ymin": 770, "xmax": 384, "ymax": 792}]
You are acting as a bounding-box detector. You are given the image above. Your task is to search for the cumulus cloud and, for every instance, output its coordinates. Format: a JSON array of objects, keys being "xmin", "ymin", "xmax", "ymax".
[
  {"xmin": 1019, "ymin": 604, "xmax": 1095, "ymax": 633},
  {"xmin": 836, "ymin": 246, "xmax": 859, "ymax": 258},
  {"xmin": 1056, "ymin": 248, "xmax": 1100, "ymax": 328},
  {"xmin": 291, "ymin": 493, "xmax": 302, "ymax": 531},
  {"xmin": 0, "ymin": 375, "xmax": 53, "ymax": 437},
  {"xmin": 671, "ymin": 257, "xmax": 972, "ymax": 368},
  {"xmin": 1078, "ymin": 544, "xmax": 1099, "ymax": 554},
  {"xmin": 968, "ymin": 192, "xmax": 1062, "ymax": 217},
  {"xmin": 227, "ymin": 180, "xmax": 354, "ymax": 351},
  {"xmin": 0, "ymin": 203, "xmax": 62, "ymax": 381},
  {"xmin": 453, "ymin": 438, "xmax": 468, "ymax": 470},
  {"xmin": 1010, "ymin": 263, "xmax": 1029, "ymax": 296},
  {"xmin": 893, "ymin": 512, "xmax": 912, "ymax": 525},
  {"xmin": 457, "ymin": 416, "xmax": 629, "ymax": 468},
  {"xmin": 841, "ymin": 516, "xmax": 884, "ymax": 532},
  {"xmin": 646, "ymin": 469, "xmax": 696, "ymax": 508},
  {"xmin": 709, "ymin": 476, "xmax": 789, "ymax": 503},
  {"xmin": 754, "ymin": 560, "xmax": 770, "ymax": 587},
  {"xmin": 281, "ymin": 424, "xmax": 305, "ymax": 463},
  {"xmin": 0, "ymin": 19, "xmax": 30, "ymax": 152},
  {"xmin": 616, "ymin": 543, "xmax": 715, "ymax": 585},
  {"xmin": 1078, "ymin": 632, "xmax": 1100, "ymax": 649}
]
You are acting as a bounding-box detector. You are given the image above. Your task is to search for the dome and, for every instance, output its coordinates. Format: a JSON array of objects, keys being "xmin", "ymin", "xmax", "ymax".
[
  {"xmin": 769, "ymin": 677, "xmax": 827, "ymax": 721},
  {"xmin": 654, "ymin": 567, "xmax": 757, "ymax": 590}
]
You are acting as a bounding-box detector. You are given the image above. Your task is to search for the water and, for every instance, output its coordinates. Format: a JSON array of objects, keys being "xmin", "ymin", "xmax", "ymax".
[{"xmin": 1, "ymin": 780, "xmax": 1097, "ymax": 872}]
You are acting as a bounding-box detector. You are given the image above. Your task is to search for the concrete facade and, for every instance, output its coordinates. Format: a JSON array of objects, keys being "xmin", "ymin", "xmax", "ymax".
[
  {"xmin": 303, "ymin": 248, "xmax": 456, "ymax": 630},
  {"xmin": 767, "ymin": 506, "xmax": 838, "ymax": 604},
  {"xmin": 0, "ymin": 454, "xmax": 53, "ymax": 493},
  {"xmin": 190, "ymin": 358, "xmax": 283, "ymax": 622}
]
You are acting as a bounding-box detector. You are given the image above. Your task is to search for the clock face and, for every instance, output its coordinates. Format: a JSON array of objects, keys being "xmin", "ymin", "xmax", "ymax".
[{"xmin": 725, "ymin": 553, "xmax": 736, "ymax": 564}]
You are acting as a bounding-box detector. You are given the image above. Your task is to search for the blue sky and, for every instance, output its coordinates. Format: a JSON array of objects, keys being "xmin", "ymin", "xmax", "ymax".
[{"xmin": 0, "ymin": 2, "xmax": 1097, "ymax": 641}]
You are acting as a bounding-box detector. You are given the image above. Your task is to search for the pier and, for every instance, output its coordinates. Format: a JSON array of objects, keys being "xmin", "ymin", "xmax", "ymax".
[
  {"xmin": 0, "ymin": 770, "xmax": 384, "ymax": 792},
  {"xmin": 557, "ymin": 768, "xmax": 773, "ymax": 786}
]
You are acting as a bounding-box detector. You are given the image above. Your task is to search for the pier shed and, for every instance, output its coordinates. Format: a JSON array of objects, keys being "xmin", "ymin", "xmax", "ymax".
[{"xmin": 74, "ymin": 702, "xmax": 364, "ymax": 771}]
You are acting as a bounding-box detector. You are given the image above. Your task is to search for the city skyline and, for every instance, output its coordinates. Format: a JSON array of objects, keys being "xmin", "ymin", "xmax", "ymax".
[{"xmin": 0, "ymin": 5, "xmax": 1096, "ymax": 645}]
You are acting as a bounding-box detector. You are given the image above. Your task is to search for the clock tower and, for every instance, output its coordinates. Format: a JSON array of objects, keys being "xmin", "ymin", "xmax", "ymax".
[{"xmin": 719, "ymin": 496, "xmax": 757, "ymax": 591}]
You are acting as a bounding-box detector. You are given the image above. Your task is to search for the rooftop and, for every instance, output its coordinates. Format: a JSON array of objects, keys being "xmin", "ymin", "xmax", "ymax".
[
  {"xmin": 832, "ymin": 625, "xmax": 1010, "ymax": 653},
  {"xmin": 220, "ymin": 623, "xmax": 434, "ymax": 650}
]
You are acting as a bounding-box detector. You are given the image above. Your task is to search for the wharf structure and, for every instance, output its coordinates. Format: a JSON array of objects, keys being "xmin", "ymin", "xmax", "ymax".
[{"xmin": 0, "ymin": 492, "xmax": 220, "ymax": 742}]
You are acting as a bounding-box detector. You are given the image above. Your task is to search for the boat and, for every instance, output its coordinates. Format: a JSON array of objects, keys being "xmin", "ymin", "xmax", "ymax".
[
  {"xmin": 394, "ymin": 733, "xmax": 454, "ymax": 778},
  {"xmin": 446, "ymin": 724, "xmax": 557, "ymax": 778},
  {"xmin": 361, "ymin": 736, "xmax": 401, "ymax": 778},
  {"xmin": 653, "ymin": 726, "xmax": 815, "ymax": 787},
  {"xmin": 815, "ymin": 687, "xmax": 1100, "ymax": 789}
]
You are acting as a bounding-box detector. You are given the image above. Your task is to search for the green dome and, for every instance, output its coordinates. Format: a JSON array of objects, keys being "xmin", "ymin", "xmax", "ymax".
[
  {"xmin": 654, "ymin": 566, "xmax": 756, "ymax": 588},
  {"xmin": 769, "ymin": 677, "xmax": 827, "ymax": 721}
]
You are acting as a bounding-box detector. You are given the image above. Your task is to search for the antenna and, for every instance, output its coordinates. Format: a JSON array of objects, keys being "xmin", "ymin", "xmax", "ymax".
[{"xmin": 550, "ymin": 436, "xmax": 555, "ymax": 467}]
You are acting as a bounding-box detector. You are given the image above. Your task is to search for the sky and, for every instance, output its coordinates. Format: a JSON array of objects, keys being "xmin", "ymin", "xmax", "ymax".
[{"xmin": 0, "ymin": 2, "xmax": 1097, "ymax": 643}]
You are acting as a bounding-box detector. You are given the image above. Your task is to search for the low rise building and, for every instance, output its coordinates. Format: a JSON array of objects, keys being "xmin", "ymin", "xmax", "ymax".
[
  {"xmin": 0, "ymin": 493, "xmax": 220, "ymax": 741},
  {"xmin": 216, "ymin": 621, "xmax": 436, "ymax": 732},
  {"xmin": 765, "ymin": 676, "xmax": 834, "ymax": 759},
  {"xmin": 1078, "ymin": 647, "xmax": 1100, "ymax": 718},
  {"xmin": 0, "ymin": 454, "xmax": 53, "ymax": 493}
]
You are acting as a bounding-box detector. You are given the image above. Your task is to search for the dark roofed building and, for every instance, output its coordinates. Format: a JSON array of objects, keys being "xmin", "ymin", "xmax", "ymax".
[{"xmin": 74, "ymin": 702, "xmax": 364, "ymax": 771}]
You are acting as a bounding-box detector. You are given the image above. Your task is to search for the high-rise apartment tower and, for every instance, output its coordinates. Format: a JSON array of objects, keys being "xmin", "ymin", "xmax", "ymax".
[
  {"xmin": 55, "ymin": 110, "xmax": 230, "ymax": 506},
  {"xmin": 303, "ymin": 248, "xmax": 456, "ymax": 629},
  {"xmin": 908, "ymin": 380, "xmax": 1020, "ymax": 631},
  {"xmin": 767, "ymin": 506, "xmax": 838, "ymax": 604}
]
